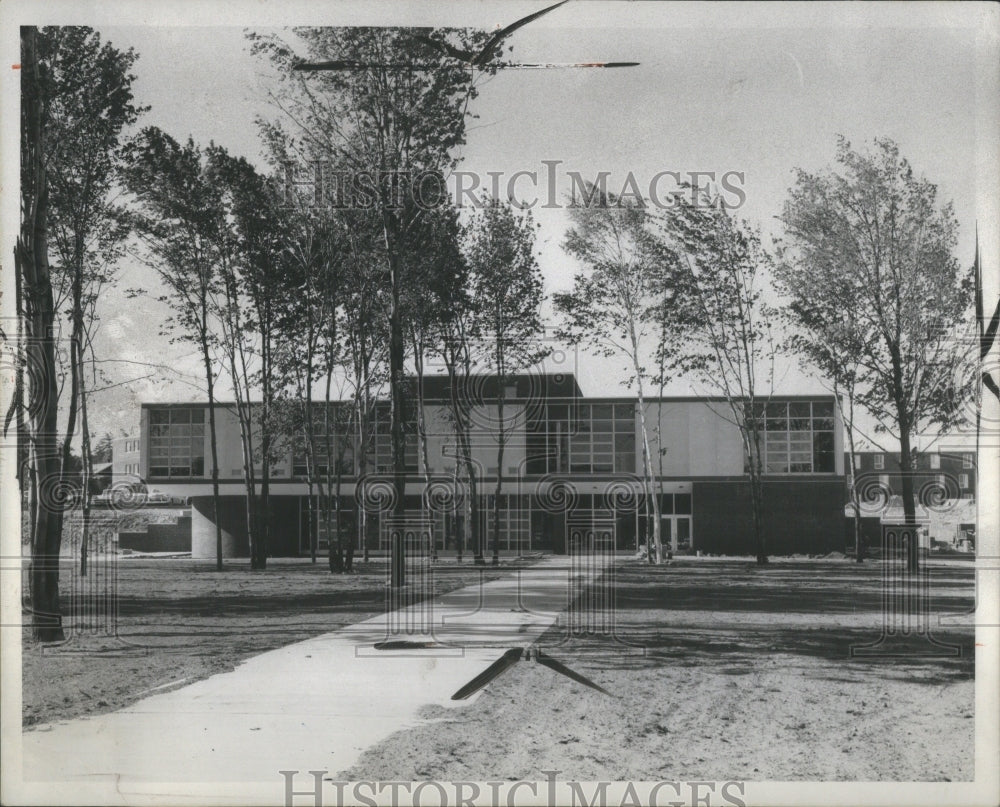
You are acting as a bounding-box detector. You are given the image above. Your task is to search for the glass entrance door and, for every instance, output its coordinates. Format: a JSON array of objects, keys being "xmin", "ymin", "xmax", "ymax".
[
  {"xmin": 676, "ymin": 517, "xmax": 691, "ymax": 552},
  {"xmin": 660, "ymin": 517, "xmax": 672, "ymax": 552}
]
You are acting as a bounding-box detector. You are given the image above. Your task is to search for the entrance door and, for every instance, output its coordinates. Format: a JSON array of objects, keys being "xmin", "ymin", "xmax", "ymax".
[
  {"xmin": 615, "ymin": 511, "xmax": 636, "ymax": 550},
  {"xmin": 660, "ymin": 517, "xmax": 673, "ymax": 553},
  {"xmin": 551, "ymin": 511, "xmax": 566, "ymax": 554},
  {"xmin": 676, "ymin": 517, "xmax": 691, "ymax": 552}
]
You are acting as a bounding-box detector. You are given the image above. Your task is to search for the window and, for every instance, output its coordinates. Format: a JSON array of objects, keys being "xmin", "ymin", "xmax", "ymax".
[
  {"xmin": 559, "ymin": 402, "xmax": 635, "ymax": 474},
  {"xmin": 873, "ymin": 454, "xmax": 885, "ymax": 470},
  {"xmin": 930, "ymin": 454, "xmax": 940, "ymax": 469},
  {"xmin": 148, "ymin": 408, "xmax": 205, "ymax": 477},
  {"xmin": 963, "ymin": 454, "xmax": 974, "ymax": 469},
  {"xmin": 368, "ymin": 405, "xmax": 417, "ymax": 473},
  {"xmin": 293, "ymin": 406, "xmax": 357, "ymax": 477},
  {"xmin": 878, "ymin": 474, "xmax": 890, "ymax": 488},
  {"xmin": 753, "ymin": 400, "xmax": 835, "ymax": 474},
  {"xmin": 526, "ymin": 401, "xmax": 632, "ymax": 475},
  {"xmin": 485, "ymin": 494, "xmax": 529, "ymax": 550},
  {"xmin": 959, "ymin": 473, "xmax": 969, "ymax": 489},
  {"xmin": 854, "ymin": 455, "xmax": 862, "ymax": 470}
]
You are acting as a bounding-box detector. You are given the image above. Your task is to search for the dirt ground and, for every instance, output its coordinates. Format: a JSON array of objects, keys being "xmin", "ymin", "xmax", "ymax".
[
  {"xmin": 21, "ymin": 555, "xmax": 536, "ymax": 728},
  {"xmin": 341, "ymin": 558, "xmax": 976, "ymax": 782}
]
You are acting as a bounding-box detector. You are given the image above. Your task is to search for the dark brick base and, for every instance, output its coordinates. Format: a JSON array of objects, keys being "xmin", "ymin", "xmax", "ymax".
[
  {"xmin": 692, "ymin": 478, "xmax": 846, "ymax": 556},
  {"xmin": 118, "ymin": 516, "xmax": 192, "ymax": 553}
]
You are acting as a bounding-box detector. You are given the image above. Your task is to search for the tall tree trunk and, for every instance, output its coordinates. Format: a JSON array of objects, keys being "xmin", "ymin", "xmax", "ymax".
[
  {"xmin": 890, "ymin": 344, "xmax": 919, "ymax": 573},
  {"xmin": 445, "ymin": 355, "xmax": 478, "ymax": 562},
  {"xmin": 453, "ymin": 354, "xmax": 483, "ymax": 565},
  {"xmin": 334, "ymin": 425, "xmax": 348, "ymax": 572},
  {"xmin": 356, "ymin": 389, "xmax": 370, "ymax": 564},
  {"xmin": 383, "ymin": 210, "xmax": 407, "ymax": 588},
  {"xmin": 453, "ymin": 458, "xmax": 463, "ymax": 562},
  {"xmin": 748, "ymin": 418, "xmax": 768, "ymax": 565},
  {"xmin": 840, "ymin": 386, "xmax": 865, "ymax": 562},
  {"xmin": 259, "ymin": 340, "xmax": 272, "ymax": 571},
  {"xmin": 256, "ymin": 309, "xmax": 274, "ymax": 571},
  {"xmin": 899, "ymin": 425, "xmax": 919, "ymax": 573},
  {"xmin": 634, "ymin": 380, "xmax": 662, "ymax": 564},
  {"xmin": 492, "ymin": 358, "xmax": 506, "ymax": 566},
  {"xmin": 412, "ymin": 334, "xmax": 435, "ymax": 560},
  {"xmin": 302, "ymin": 352, "xmax": 316, "ymax": 565},
  {"xmin": 20, "ymin": 26, "xmax": 66, "ymax": 642},
  {"xmin": 200, "ymin": 333, "xmax": 224, "ymax": 571},
  {"xmin": 79, "ymin": 358, "xmax": 92, "ymax": 578}
]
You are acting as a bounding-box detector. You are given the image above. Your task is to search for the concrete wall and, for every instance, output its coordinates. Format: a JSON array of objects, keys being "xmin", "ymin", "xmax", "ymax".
[
  {"xmin": 191, "ymin": 496, "xmax": 247, "ymax": 559},
  {"xmin": 420, "ymin": 403, "xmax": 528, "ymax": 476},
  {"xmin": 191, "ymin": 494, "xmax": 302, "ymax": 559}
]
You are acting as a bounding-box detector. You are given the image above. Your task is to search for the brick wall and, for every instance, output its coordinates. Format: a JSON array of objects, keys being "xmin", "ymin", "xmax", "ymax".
[{"xmin": 693, "ymin": 478, "xmax": 846, "ymax": 555}]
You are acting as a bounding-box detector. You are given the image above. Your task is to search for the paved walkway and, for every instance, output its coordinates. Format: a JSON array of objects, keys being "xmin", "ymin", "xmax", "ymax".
[{"xmin": 13, "ymin": 554, "xmax": 610, "ymax": 805}]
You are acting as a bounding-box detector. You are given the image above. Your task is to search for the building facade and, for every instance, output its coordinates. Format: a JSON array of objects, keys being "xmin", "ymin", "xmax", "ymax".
[
  {"xmin": 111, "ymin": 435, "xmax": 142, "ymax": 486},
  {"xmin": 845, "ymin": 440, "xmax": 978, "ymax": 553},
  {"xmin": 135, "ymin": 374, "xmax": 846, "ymax": 559},
  {"xmin": 849, "ymin": 446, "xmax": 977, "ymax": 503}
]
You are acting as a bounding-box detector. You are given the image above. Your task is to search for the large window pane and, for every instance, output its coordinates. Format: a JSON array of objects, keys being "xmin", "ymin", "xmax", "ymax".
[
  {"xmin": 766, "ymin": 402, "xmax": 787, "ymax": 419},
  {"xmin": 788, "ymin": 401, "xmax": 810, "ymax": 418},
  {"xmin": 147, "ymin": 408, "xmax": 207, "ymax": 477},
  {"xmin": 614, "ymin": 404, "xmax": 633, "ymax": 419},
  {"xmin": 813, "ymin": 431, "xmax": 835, "ymax": 472}
]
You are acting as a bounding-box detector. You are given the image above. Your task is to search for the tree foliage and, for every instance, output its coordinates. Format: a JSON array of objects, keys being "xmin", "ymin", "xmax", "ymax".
[
  {"xmin": 554, "ymin": 187, "xmax": 670, "ymax": 563},
  {"xmin": 464, "ymin": 198, "xmax": 547, "ymax": 563},
  {"xmin": 776, "ymin": 137, "xmax": 974, "ymax": 569},
  {"xmin": 655, "ymin": 188, "xmax": 776, "ymax": 564},
  {"xmin": 14, "ymin": 26, "xmax": 142, "ymax": 638},
  {"xmin": 121, "ymin": 127, "xmax": 228, "ymax": 569}
]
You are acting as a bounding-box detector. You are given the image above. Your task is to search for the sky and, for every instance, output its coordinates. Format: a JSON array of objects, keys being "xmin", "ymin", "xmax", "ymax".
[{"xmin": 3, "ymin": 1, "xmax": 995, "ymax": 442}]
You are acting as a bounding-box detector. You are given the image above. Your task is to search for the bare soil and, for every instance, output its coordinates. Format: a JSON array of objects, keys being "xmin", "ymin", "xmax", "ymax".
[
  {"xmin": 21, "ymin": 555, "xmax": 537, "ymax": 728},
  {"xmin": 341, "ymin": 558, "xmax": 976, "ymax": 782}
]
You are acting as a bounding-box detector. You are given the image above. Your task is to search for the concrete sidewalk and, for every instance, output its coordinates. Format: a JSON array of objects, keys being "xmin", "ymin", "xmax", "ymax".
[{"xmin": 13, "ymin": 554, "xmax": 609, "ymax": 805}]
